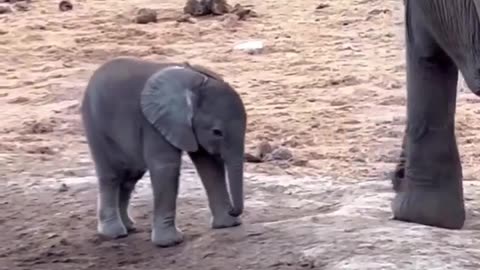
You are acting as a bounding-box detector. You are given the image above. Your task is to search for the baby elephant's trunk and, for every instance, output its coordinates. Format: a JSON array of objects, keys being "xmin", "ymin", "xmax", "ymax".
[{"xmin": 226, "ymin": 157, "xmax": 244, "ymax": 217}]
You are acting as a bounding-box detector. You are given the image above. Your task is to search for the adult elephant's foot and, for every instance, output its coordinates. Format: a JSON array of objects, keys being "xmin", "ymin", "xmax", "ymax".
[
  {"xmin": 212, "ymin": 212, "xmax": 242, "ymax": 229},
  {"xmin": 97, "ymin": 218, "xmax": 128, "ymax": 238},
  {"xmin": 391, "ymin": 185, "xmax": 465, "ymax": 229},
  {"xmin": 151, "ymin": 225, "xmax": 184, "ymax": 247}
]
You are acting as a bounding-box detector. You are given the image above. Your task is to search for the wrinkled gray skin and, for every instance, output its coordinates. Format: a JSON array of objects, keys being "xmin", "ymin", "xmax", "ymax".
[
  {"xmin": 80, "ymin": 57, "xmax": 247, "ymax": 247},
  {"xmin": 391, "ymin": 0, "xmax": 480, "ymax": 229}
]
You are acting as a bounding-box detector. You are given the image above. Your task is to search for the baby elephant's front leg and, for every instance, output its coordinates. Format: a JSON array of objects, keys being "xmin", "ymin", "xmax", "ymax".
[
  {"xmin": 148, "ymin": 162, "xmax": 184, "ymax": 247},
  {"xmin": 189, "ymin": 151, "xmax": 241, "ymax": 229}
]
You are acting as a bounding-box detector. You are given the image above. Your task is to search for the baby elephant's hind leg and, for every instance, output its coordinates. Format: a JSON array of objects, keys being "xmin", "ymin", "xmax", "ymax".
[
  {"xmin": 96, "ymin": 169, "xmax": 128, "ymax": 239},
  {"xmin": 119, "ymin": 170, "xmax": 146, "ymax": 231},
  {"xmin": 86, "ymin": 135, "xmax": 130, "ymax": 238}
]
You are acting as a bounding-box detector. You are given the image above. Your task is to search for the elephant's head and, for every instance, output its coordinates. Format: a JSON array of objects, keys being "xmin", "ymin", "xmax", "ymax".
[{"xmin": 140, "ymin": 65, "xmax": 247, "ymax": 216}]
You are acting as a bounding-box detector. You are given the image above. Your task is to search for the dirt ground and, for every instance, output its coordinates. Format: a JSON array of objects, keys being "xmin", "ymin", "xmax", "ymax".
[{"xmin": 3, "ymin": 0, "xmax": 480, "ymax": 269}]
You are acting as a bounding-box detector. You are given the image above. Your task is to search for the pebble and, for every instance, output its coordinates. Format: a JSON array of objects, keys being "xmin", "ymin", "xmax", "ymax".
[
  {"xmin": 270, "ymin": 147, "xmax": 293, "ymax": 161},
  {"xmin": 134, "ymin": 8, "xmax": 157, "ymax": 24},
  {"xmin": 233, "ymin": 40, "xmax": 265, "ymax": 55},
  {"xmin": 58, "ymin": 0, "xmax": 73, "ymax": 12},
  {"xmin": 58, "ymin": 183, "xmax": 69, "ymax": 192},
  {"xmin": 256, "ymin": 141, "xmax": 273, "ymax": 159}
]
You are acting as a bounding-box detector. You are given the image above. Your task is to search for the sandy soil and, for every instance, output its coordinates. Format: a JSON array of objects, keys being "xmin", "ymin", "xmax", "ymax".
[{"xmin": 2, "ymin": 0, "xmax": 480, "ymax": 269}]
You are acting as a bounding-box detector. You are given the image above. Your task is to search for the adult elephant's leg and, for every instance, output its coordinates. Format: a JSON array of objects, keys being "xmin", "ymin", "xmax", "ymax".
[{"xmin": 391, "ymin": 0, "xmax": 465, "ymax": 229}]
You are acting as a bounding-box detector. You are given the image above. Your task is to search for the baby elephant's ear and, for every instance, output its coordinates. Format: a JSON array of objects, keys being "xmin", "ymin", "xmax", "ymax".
[{"xmin": 140, "ymin": 67, "xmax": 201, "ymax": 152}]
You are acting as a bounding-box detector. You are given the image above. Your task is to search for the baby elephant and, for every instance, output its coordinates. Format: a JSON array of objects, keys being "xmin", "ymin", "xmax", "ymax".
[{"xmin": 80, "ymin": 57, "xmax": 247, "ymax": 247}]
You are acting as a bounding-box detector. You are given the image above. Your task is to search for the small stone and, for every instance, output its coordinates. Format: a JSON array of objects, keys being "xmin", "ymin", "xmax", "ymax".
[
  {"xmin": 210, "ymin": 0, "xmax": 230, "ymax": 15},
  {"xmin": 22, "ymin": 119, "xmax": 55, "ymax": 134},
  {"xmin": 134, "ymin": 8, "xmax": 157, "ymax": 24},
  {"xmin": 256, "ymin": 141, "xmax": 273, "ymax": 159},
  {"xmin": 233, "ymin": 40, "xmax": 264, "ymax": 55},
  {"xmin": 47, "ymin": 233, "xmax": 59, "ymax": 239},
  {"xmin": 244, "ymin": 153, "xmax": 262, "ymax": 163},
  {"xmin": 58, "ymin": 0, "xmax": 73, "ymax": 12},
  {"xmin": 316, "ymin": 3, "xmax": 329, "ymax": 9},
  {"xmin": 368, "ymin": 8, "xmax": 390, "ymax": 15},
  {"xmin": 176, "ymin": 14, "xmax": 195, "ymax": 23},
  {"xmin": 58, "ymin": 183, "xmax": 69, "ymax": 192},
  {"xmin": 183, "ymin": 0, "xmax": 210, "ymax": 16},
  {"xmin": 291, "ymin": 159, "xmax": 308, "ymax": 166},
  {"xmin": 231, "ymin": 4, "xmax": 257, "ymax": 20},
  {"xmin": 270, "ymin": 147, "xmax": 293, "ymax": 161},
  {"xmin": 221, "ymin": 13, "xmax": 240, "ymax": 28},
  {"xmin": 25, "ymin": 146, "xmax": 55, "ymax": 155}
]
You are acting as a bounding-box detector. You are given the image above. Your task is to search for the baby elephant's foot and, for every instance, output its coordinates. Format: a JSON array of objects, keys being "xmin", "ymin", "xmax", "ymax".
[
  {"xmin": 122, "ymin": 216, "xmax": 136, "ymax": 232},
  {"xmin": 97, "ymin": 219, "xmax": 128, "ymax": 239},
  {"xmin": 212, "ymin": 213, "xmax": 242, "ymax": 229},
  {"xmin": 151, "ymin": 226, "xmax": 184, "ymax": 247}
]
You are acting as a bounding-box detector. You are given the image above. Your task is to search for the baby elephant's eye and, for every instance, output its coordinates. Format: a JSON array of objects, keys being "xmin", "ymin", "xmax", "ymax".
[{"xmin": 212, "ymin": 128, "xmax": 223, "ymax": 137}]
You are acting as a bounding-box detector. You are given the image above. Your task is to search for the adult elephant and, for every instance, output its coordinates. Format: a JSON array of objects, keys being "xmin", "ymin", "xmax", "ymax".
[{"xmin": 391, "ymin": 0, "xmax": 480, "ymax": 229}]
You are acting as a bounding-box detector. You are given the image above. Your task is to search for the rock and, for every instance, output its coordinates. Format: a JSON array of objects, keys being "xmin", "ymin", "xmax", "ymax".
[
  {"xmin": 244, "ymin": 153, "xmax": 262, "ymax": 163},
  {"xmin": 292, "ymin": 159, "xmax": 308, "ymax": 167},
  {"xmin": 256, "ymin": 141, "xmax": 273, "ymax": 159},
  {"xmin": 58, "ymin": 0, "xmax": 73, "ymax": 12},
  {"xmin": 233, "ymin": 40, "xmax": 265, "ymax": 55},
  {"xmin": 183, "ymin": 0, "xmax": 211, "ymax": 16},
  {"xmin": 183, "ymin": 0, "xmax": 257, "ymax": 20},
  {"xmin": 134, "ymin": 8, "xmax": 157, "ymax": 24},
  {"xmin": 47, "ymin": 233, "xmax": 59, "ymax": 239},
  {"xmin": 21, "ymin": 119, "xmax": 55, "ymax": 134},
  {"xmin": 316, "ymin": 3, "xmax": 329, "ymax": 10},
  {"xmin": 0, "ymin": 4, "xmax": 11, "ymax": 13},
  {"xmin": 368, "ymin": 8, "xmax": 390, "ymax": 15},
  {"xmin": 176, "ymin": 14, "xmax": 195, "ymax": 23},
  {"xmin": 25, "ymin": 146, "xmax": 55, "ymax": 155},
  {"xmin": 245, "ymin": 142, "xmax": 296, "ymax": 163},
  {"xmin": 244, "ymin": 141, "xmax": 275, "ymax": 163},
  {"xmin": 270, "ymin": 147, "xmax": 293, "ymax": 161},
  {"xmin": 221, "ymin": 13, "xmax": 240, "ymax": 28},
  {"xmin": 58, "ymin": 183, "xmax": 69, "ymax": 192},
  {"xmin": 210, "ymin": 0, "xmax": 230, "ymax": 15},
  {"xmin": 231, "ymin": 3, "xmax": 257, "ymax": 20}
]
